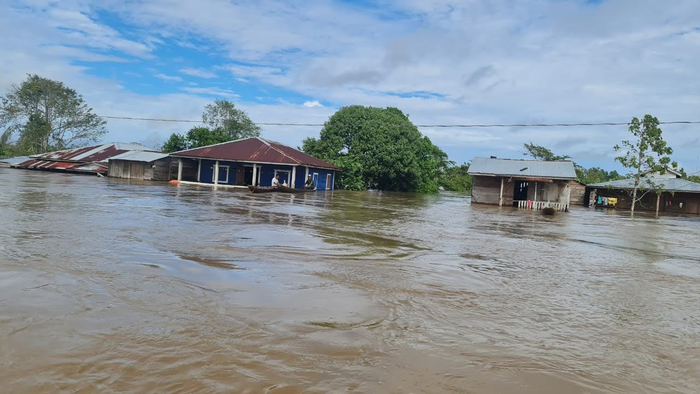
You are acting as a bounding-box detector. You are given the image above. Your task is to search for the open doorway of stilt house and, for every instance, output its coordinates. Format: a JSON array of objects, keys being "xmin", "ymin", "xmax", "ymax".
[{"xmin": 513, "ymin": 180, "xmax": 528, "ymax": 206}]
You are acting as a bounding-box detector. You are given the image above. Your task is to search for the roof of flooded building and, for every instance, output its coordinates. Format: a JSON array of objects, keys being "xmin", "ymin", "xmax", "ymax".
[
  {"xmin": 468, "ymin": 157, "xmax": 577, "ymax": 180},
  {"xmin": 13, "ymin": 143, "xmax": 159, "ymax": 174},
  {"xmin": 589, "ymin": 177, "xmax": 700, "ymax": 193},
  {"xmin": 170, "ymin": 137, "xmax": 339, "ymax": 170},
  {"xmin": 108, "ymin": 151, "xmax": 170, "ymax": 163},
  {"xmin": 0, "ymin": 156, "xmax": 31, "ymax": 166}
]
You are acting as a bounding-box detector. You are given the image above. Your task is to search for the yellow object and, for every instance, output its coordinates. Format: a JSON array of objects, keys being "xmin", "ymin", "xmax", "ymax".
[{"xmin": 607, "ymin": 197, "xmax": 618, "ymax": 206}]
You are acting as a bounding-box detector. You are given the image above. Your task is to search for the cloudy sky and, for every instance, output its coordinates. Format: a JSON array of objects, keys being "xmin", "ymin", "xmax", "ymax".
[{"xmin": 2, "ymin": 0, "xmax": 699, "ymax": 172}]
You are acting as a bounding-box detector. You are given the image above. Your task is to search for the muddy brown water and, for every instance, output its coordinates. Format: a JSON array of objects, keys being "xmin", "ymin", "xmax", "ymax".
[{"xmin": 1, "ymin": 168, "xmax": 699, "ymax": 393}]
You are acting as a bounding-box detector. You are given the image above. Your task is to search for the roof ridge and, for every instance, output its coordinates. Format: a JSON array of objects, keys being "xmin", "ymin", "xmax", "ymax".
[
  {"xmin": 174, "ymin": 136, "xmax": 259, "ymax": 153},
  {"xmin": 265, "ymin": 140, "xmax": 302, "ymax": 165}
]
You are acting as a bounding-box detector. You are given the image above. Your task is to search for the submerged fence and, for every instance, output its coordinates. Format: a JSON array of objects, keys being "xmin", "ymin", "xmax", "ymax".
[{"xmin": 515, "ymin": 200, "xmax": 569, "ymax": 212}]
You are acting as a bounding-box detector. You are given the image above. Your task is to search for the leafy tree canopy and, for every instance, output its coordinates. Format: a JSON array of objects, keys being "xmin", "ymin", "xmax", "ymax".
[
  {"xmin": 202, "ymin": 100, "xmax": 260, "ymax": 140},
  {"xmin": 302, "ymin": 105, "xmax": 449, "ymax": 193},
  {"xmin": 438, "ymin": 163, "xmax": 472, "ymax": 192},
  {"xmin": 523, "ymin": 141, "xmax": 570, "ymax": 161},
  {"xmin": 0, "ymin": 74, "xmax": 106, "ymax": 155},
  {"xmin": 161, "ymin": 100, "xmax": 260, "ymax": 153}
]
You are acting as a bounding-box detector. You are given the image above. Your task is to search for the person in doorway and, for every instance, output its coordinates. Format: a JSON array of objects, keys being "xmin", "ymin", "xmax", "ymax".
[
  {"xmin": 304, "ymin": 175, "xmax": 315, "ymax": 189},
  {"xmin": 271, "ymin": 174, "xmax": 280, "ymax": 188}
]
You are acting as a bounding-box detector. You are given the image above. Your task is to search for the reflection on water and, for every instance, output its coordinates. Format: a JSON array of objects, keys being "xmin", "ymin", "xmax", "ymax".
[{"xmin": 1, "ymin": 168, "xmax": 699, "ymax": 393}]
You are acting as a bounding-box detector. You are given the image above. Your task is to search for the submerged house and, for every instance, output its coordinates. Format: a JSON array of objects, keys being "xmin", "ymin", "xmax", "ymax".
[
  {"xmin": 468, "ymin": 157, "xmax": 577, "ymax": 212},
  {"xmin": 12, "ymin": 143, "xmax": 157, "ymax": 176},
  {"xmin": 588, "ymin": 170, "xmax": 700, "ymax": 214},
  {"xmin": 107, "ymin": 151, "xmax": 171, "ymax": 181},
  {"xmin": 169, "ymin": 137, "xmax": 339, "ymax": 190}
]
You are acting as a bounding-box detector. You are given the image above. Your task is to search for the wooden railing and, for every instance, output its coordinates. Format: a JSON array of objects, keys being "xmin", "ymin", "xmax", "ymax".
[{"xmin": 515, "ymin": 200, "xmax": 568, "ymax": 212}]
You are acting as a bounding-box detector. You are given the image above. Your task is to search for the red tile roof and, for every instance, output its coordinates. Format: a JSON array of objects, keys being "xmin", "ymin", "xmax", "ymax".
[{"xmin": 171, "ymin": 137, "xmax": 339, "ymax": 170}]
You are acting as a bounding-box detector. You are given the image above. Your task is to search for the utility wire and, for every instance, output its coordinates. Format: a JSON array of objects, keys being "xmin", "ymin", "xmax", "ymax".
[{"xmin": 100, "ymin": 115, "xmax": 700, "ymax": 128}]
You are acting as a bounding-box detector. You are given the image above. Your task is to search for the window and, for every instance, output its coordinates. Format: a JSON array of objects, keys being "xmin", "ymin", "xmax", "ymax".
[
  {"xmin": 326, "ymin": 174, "xmax": 332, "ymax": 190},
  {"xmin": 218, "ymin": 165, "xmax": 229, "ymax": 184}
]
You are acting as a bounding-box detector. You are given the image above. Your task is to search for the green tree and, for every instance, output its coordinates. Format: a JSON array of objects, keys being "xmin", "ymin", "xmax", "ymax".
[
  {"xmin": 185, "ymin": 126, "xmax": 229, "ymax": 147},
  {"xmin": 614, "ymin": 115, "xmax": 677, "ymax": 216},
  {"xmin": 523, "ymin": 141, "xmax": 570, "ymax": 161},
  {"xmin": 0, "ymin": 74, "xmax": 106, "ymax": 153},
  {"xmin": 688, "ymin": 175, "xmax": 700, "ymax": 183},
  {"xmin": 302, "ymin": 105, "xmax": 448, "ymax": 192},
  {"xmin": 202, "ymin": 100, "xmax": 261, "ymax": 140},
  {"xmin": 524, "ymin": 141, "xmax": 624, "ymax": 185},
  {"xmin": 161, "ymin": 133, "xmax": 189, "ymax": 153},
  {"xmin": 439, "ymin": 163, "xmax": 472, "ymax": 192}
]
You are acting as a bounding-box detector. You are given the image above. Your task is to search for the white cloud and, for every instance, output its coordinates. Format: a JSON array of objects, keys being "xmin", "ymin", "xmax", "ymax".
[
  {"xmin": 2, "ymin": 0, "xmax": 700, "ymax": 168},
  {"xmin": 303, "ymin": 100, "xmax": 323, "ymax": 108},
  {"xmin": 180, "ymin": 87, "xmax": 239, "ymax": 98},
  {"xmin": 154, "ymin": 73, "xmax": 183, "ymax": 82},
  {"xmin": 179, "ymin": 68, "xmax": 217, "ymax": 79}
]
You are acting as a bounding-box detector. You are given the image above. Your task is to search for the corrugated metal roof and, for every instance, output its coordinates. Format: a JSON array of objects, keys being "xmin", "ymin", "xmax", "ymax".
[
  {"xmin": 28, "ymin": 143, "xmax": 156, "ymax": 163},
  {"xmin": 108, "ymin": 151, "xmax": 170, "ymax": 162},
  {"xmin": 170, "ymin": 137, "xmax": 339, "ymax": 170},
  {"xmin": 468, "ymin": 157, "xmax": 577, "ymax": 179},
  {"xmin": 0, "ymin": 156, "xmax": 30, "ymax": 166},
  {"xmin": 589, "ymin": 177, "xmax": 700, "ymax": 193}
]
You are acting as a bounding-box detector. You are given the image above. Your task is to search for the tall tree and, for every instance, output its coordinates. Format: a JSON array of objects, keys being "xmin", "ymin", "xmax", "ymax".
[
  {"xmin": 202, "ymin": 100, "xmax": 260, "ymax": 140},
  {"xmin": 0, "ymin": 74, "xmax": 106, "ymax": 153},
  {"xmin": 614, "ymin": 115, "xmax": 677, "ymax": 216},
  {"xmin": 302, "ymin": 105, "xmax": 449, "ymax": 193}
]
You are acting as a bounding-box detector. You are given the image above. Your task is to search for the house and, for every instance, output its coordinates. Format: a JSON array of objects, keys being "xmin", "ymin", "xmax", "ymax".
[
  {"xmin": 107, "ymin": 151, "xmax": 171, "ymax": 181},
  {"xmin": 11, "ymin": 143, "xmax": 157, "ymax": 176},
  {"xmin": 468, "ymin": 157, "xmax": 577, "ymax": 212},
  {"xmin": 588, "ymin": 170, "xmax": 700, "ymax": 214},
  {"xmin": 570, "ymin": 180, "xmax": 587, "ymax": 205},
  {"xmin": 169, "ymin": 137, "xmax": 339, "ymax": 190}
]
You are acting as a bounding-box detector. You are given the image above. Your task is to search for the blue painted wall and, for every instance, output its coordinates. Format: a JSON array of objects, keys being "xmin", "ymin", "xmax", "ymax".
[{"xmin": 196, "ymin": 160, "xmax": 336, "ymax": 189}]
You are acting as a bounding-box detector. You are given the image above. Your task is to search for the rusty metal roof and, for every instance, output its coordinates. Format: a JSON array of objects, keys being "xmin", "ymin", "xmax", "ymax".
[
  {"xmin": 469, "ymin": 157, "xmax": 577, "ymax": 180},
  {"xmin": 170, "ymin": 137, "xmax": 339, "ymax": 170},
  {"xmin": 15, "ymin": 143, "xmax": 158, "ymax": 174}
]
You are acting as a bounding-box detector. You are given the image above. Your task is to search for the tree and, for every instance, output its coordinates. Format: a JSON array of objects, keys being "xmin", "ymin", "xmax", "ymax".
[
  {"xmin": 524, "ymin": 142, "xmax": 624, "ymax": 185},
  {"xmin": 302, "ymin": 105, "xmax": 449, "ymax": 193},
  {"xmin": 439, "ymin": 163, "xmax": 472, "ymax": 192},
  {"xmin": 202, "ymin": 100, "xmax": 260, "ymax": 140},
  {"xmin": 0, "ymin": 74, "xmax": 106, "ymax": 153},
  {"xmin": 161, "ymin": 133, "xmax": 189, "ymax": 153},
  {"xmin": 523, "ymin": 141, "xmax": 570, "ymax": 161},
  {"xmin": 614, "ymin": 115, "xmax": 677, "ymax": 216}
]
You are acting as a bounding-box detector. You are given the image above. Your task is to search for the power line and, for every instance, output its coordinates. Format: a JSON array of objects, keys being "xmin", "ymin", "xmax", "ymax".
[{"xmin": 100, "ymin": 115, "xmax": 700, "ymax": 128}]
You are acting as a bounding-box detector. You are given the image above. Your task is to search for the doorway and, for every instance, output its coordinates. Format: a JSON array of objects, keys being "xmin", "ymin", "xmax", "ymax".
[
  {"xmin": 275, "ymin": 169, "xmax": 291, "ymax": 185},
  {"xmin": 513, "ymin": 181, "xmax": 529, "ymax": 205}
]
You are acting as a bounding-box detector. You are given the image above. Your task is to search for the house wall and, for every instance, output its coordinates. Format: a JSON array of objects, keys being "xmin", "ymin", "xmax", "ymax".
[
  {"xmin": 570, "ymin": 182, "xmax": 586, "ymax": 205},
  {"xmin": 109, "ymin": 159, "xmax": 170, "ymax": 181},
  {"xmin": 593, "ymin": 189, "xmax": 700, "ymax": 215},
  {"xmin": 471, "ymin": 176, "xmax": 514, "ymax": 205},
  {"xmin": 193, "ymin": 160, "xmax": 336, "ymax": 189}
]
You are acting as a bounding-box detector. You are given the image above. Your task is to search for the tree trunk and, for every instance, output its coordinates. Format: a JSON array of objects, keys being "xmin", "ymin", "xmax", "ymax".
[
  {"xmin": 631, "ymin": 150, "xmax": 644, "ymax": 217},
  {"xmin": 655, "ymin": 193, "xmax": 661, "ymax": 217}
]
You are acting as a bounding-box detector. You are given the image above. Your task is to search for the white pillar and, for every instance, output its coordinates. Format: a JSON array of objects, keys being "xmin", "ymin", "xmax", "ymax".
[
  {"xmin": 566, "ymin": 182, "xmax": 571, "ymax": 211},
  {"xmin": 214, "ymin": 161, "xmax": 219, "ymax": 185},
  {"xmin": 534, "ymin": 182, "xmax": 538, "ymax": 201},
  {"xmin": 304, "ymin": 166, "xmax": 309, "ymax": 181},
  {"xmin": 252, "ymin": 164, "xmax": 257, "ymax": 186},
  {"xmin": 499, "ymin": 177, "xmax": 504, "ymax": 206},
  {"xmin": 197, "ymin": 159, "xmax": 201, "ymax": 182},
  {"xmin": 177, "ymin": 158, "xmax": 183, "ymax": 181},
  {"xmin": 291, "ymin": 166, "xmax": 297, "ymax": 188}
]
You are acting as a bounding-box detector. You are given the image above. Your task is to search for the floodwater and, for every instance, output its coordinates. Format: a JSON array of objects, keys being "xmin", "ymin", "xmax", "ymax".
[{"xmin": 1, "ymin": 168, "xmax": 699, "ymax": 394}]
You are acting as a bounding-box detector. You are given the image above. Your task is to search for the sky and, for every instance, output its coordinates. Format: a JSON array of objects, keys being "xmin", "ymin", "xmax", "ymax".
[{"xmin": 2, "ymin": 0, "xmax": 700, "ymax": 173}]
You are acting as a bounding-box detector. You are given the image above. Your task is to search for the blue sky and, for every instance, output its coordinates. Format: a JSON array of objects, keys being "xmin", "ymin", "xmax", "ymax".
[{"xmin": 2, "ymin": 0, "xmax": 700, "ymax": 173}]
